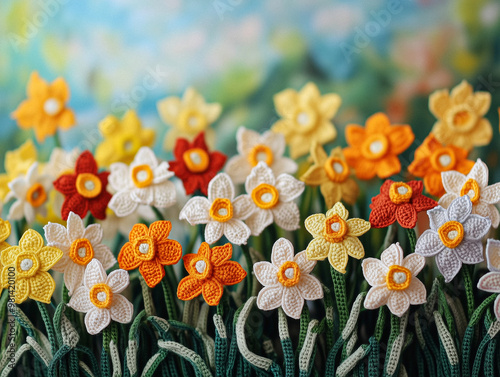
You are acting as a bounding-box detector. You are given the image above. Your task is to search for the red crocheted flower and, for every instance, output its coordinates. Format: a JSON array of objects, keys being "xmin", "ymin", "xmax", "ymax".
[
  {"xmin": 53, "ymin": 151, "xmax": 112, "ymax": 220},
  {"xmin": 369, "ymin": 180, "xmax": 437, "ymax": 229},
  {"xmin": 169, "ymin": 132, "xmax": 226, "ymax": 195}
]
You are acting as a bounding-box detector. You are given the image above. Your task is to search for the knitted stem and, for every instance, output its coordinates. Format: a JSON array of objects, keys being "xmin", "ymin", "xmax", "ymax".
[
  {"xmin": 461, "ymin": 265, "xmax": 475, "ymax": 320},
  {"xmin": 152, "ymin": 206, "xmax": 165, "ymax": 221},
  {"xmin": 331, "ymin": 266, "xmax": 348, "ymax": 331},
  {"xmin": 36, "ymin": 301, "xmax": 57, "ymax": 357},
  {"xmin": 406, "ymin": 228, "xmax": 417, "ymax": 253},
  {"xmin": 62, "ymin": 284, "xmax": 70, "ymax": 304},
  {"xmin": 161, "ymin": 273, "xmax": 178, "ymax": 321},
  {"xmin": 101, "ymin": 326, "xmax": 111, "ymax": 377},
  {"xmin": 53, "ymin": 130, "xmax": 62, "ymax": 148},
  {"xmin": 139, "ymin": 275, "xmax": 154, "ymax": 317},
  {"xmin": 241, "ymin": 244, "xmax": 253, "ymax": 300},
  {"xmin": 375, "ymin": 306, "xmax": 386, "ymax": 342}
]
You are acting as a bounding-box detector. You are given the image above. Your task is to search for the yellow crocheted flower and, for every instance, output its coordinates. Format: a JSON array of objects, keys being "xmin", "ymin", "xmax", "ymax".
[
  {"xmin": 1, "ymin": 229, "xmax": 62, "ymax": 304},
  {"xmin": 305, "ymin": 202, "xmax": 370, "ymax": 273},
  {"xmin": 429, "ymin": 80, "xmax": 492, "ymax": 150},
  {"xmin": 95, "ymin": 110, "xmax": 155, "ymax": 167},
  {"xmin": 0, "ymin": 219, "xmax": 12, "ymax": 296},
  {"xmin": 157, "ymin": 87, "xmax": 222, "ymax": 151},
  {"xmin": 0, "ymin": 140, "xmax": 37, "ymax": 200},
  {"xmin": 301, "ymin": 143, "xmax": 359, "ymax": 208},
  {"xmin": 272, "ymin": 82, "xmax": 341, "ymax": 159}
]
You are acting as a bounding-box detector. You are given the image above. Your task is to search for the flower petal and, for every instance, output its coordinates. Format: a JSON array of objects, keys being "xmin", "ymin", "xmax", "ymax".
[
  {"xmin": 210, "ymin": 243, "xmax": 232, "ymax": 266},
  {"xmin": 213, "ymin": 261, "xmax": 246, "ymax": 285},
  {"xmin": 204, "ymin": 221, "xmax": 224, "ymax": 245},
  {"xmin": 494, "ymin": 296, "xmax": 500, "ymax": 321},
  {"xmin": 447, "ymin": 196, "xmax": 472, "ymax": 223},
  {"xmin": 68, "ymin": 286, "xmax": 93, "ymax": 312},
  {"xmin": 149, "ymin": 221, "xmax": 172, "ymax": 243},
  {"xmin": 369, "ymin": 201, "xmax": 397, "ymax": 229},
  {"xmin": 151, "ymin": 182, "xmax": 176, "ymax": 209},
  {"xmin": 347, "ymin": 218, "xmax": 371, "ymax": 237},
  {"xmin": 395, "ymin": 203, "xmax": 418, "ymax": 229},
  {"xmin": 179, "ymin": 197, "xmax": 211, "ymax": 225},
  {"xmin": 467, "ymin": 159, "xmax": 488, "ymax": 188},
  {"xmin": 326, "ymin": 202, "xmax": 349, "ymax": 221},
  {"xmin": 28, "ymin": 271, "xmax": 56, "ymax": 304},
  {"xmin": 272, "ymin": 201, "xmax": 301, "ymax": 231},
  {"xmin": 156, "ymin": 239, "xmax": 182, "ymax": 266},
  {"xmin": 75, "ymin": 151, "xmax": 98, "ymax": 175},
  {"xmin": 223, "ymin": 219, "xmax": 251, "ymax": 246},
  {"xmin": 117, "ymin": 242, "xmax": 141, "ymax": 271},
  {"xmin": 438, "ymin": 193, "xmax": 456, "ymax": 209},
  {"xmin": 202, "ymin": 279, "xmax": 223, "ymax": 306},
  {"xmin": 477, "ymin": 272, "xmax": 500, "ymax": 293},
  {"xmin": 110, "ymin": 294, "xmax": 133, "ymax": 324},
  {"xmin": 109, "ymin": 191, "xmax": 138, "ymax": 217},
  {"xmin": 208, "ymin": 173, "xmax": 234, "ymax": 202},
  {"xmin": 275, "ymin": 174, "xmax": 304, "ymax": 202},
  {"xmin": 454, "ymin": 240, "xmax": 484, "ymax": 264},
  {"xmin": 85, "ymin": 308, "xmax": 111, "ymax": 335},
  {"xmin": 381, "ymin": 243, "xmax": 403, "ymax": 267},
  {"xmin": 139, "ymin": 259, "xmax": 165, "ymax": 288},
  {"xmin": 387, "ymin": 125, "xmax": 414, "ymax": 155},
  {"xmin": 304, "ymin": 214, "xmax": 326, "ymax": 238},
  {"xmin": 436, "ymin": 249, "xmax": 462, "ymax": 283},
  {"xmin": 441, "ymin": 170, "xmax": 466, "ymax": 195},
  {"xmin": 282, "ymin": 286, "xmax": 304, "ymax": 319},
  {"xmin": 84, "ymin": 259, "xmax": 107, "ymax": 289},
  {"xmin": 245, "ymin": 162, "xmax": 276, "ymax": 193},
  {"xmin": 362, "ymin": 258, "xmax": 389, "ymax": 286},
  {"xmin": 271, "ymin": 238, "xmax": 295, "ymax": 268},
  {"xmin": 406, "ymin": 278, "xmax": 426, "ymax": 305},
  {"xmin": 43, "ymin": 222, "xmax": 69, "ymax": 249},
  {"xmin": 294, "ymin": 251, "xmax": 316, "ymax": 274},
  {"xmin": 253, "ymin": 261, "xmax": 279, "ymax": 286},
  {"xmin": 67, "ymin": 212, "xmax": 85, "ymax": 241},
  {"xmin": 387, "ymin": 291, "xmax": 410, "ymax": 317},
  {"xmin": 84, "ymin": 224, "xmax": 104, "ymax": 246},
  {"xmin": 343, "ymin": 236, "xmax": 365, "ymax": 259},
  {"xmin": 246, "ymin": 208, "xmax": 273, "ymax": 236},
  {"xmin": 427, "ymin": 206, "xmax": 448, "ymax": 230},
  {"xmin": 37, "ymin": 246, "xmax": 63, "ymax": 271},
  {"xmin": 177, "ymin": 276, "xmax": 203, "ymax": 301},
  {"xmin": 486, "ymin": 239, "xmax": 500, "ymax": 272},
  {"xmin": 225, "ymin": 155, "xmax": 252, "ymax": 184},
  {"xmin": 364, "ymin": 285, "xmax": 390, "ymax": 310},
  {"xmin": 232, "ymin": 195, "xmax": 255, "ymax": 220},
  {"xmin": 108, "ymin": 163, "xmax": 130, "ymax": 192},
  {"xmin": 19, "ymin": 229, "xmax": 44, "ymax": 253},
  {"xmin": 106, "ymin": 269, "xmax": 129, "ymax": 293},
  {"xmin": 480, "ymin": 183, "xmax": 500, "ymax": 204},
  {"xmin": 402, "ymin": 253, "xmax": 426, "ymax": 276},
  {"xmin": 328, "ymin": 243, "xmax": 348, "ymax": 273},
  {"xmin": 257, "ymin": 285, "xmax": 283, "ymax": 311},
  {"xmin": 462, "ymin": 214, "xmax": 491, "ymax": 240},
  {"xmin": 63, "ymin": 262, "xmax": 85, "ymax": 296},
  {"xmin": 297, "ymin": 274, "xmax": 323, "ymax": 301},
  {"xmin": 306, "ymin": 237, "xmax": 330, "ymax": 260},
  {"xmin": 415, "ymin": 230, "xmax": 444, "ymax": 257},
  {"xmin": 429, "ymin": 89, "xmax": 450, "ymax": 118}
]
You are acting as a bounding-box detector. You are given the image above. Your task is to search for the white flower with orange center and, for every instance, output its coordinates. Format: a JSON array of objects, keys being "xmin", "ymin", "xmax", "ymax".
[
  {"xmin": 44, "ymin": 211, "xmax": 116, "ymax": 295},
  {"xmin": 179, "ymin": 173, "xmax": 253, "ymax": 245},
  {"xmin": 225, "ymin": 127, "xmax": 297, "ymax": 184},
  {"xmin": 254, "ymin": 238, "xmax": 323, "ymax": 319},
  {"xmin": 362, "ymin": 243, "xmax": 426, "ymax": 317},
  {"xmin": 68, "ymin": 259, "xmax": 133, "ymax": 335}
]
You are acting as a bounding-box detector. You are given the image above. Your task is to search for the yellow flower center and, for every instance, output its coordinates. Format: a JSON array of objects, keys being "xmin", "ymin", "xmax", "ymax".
[
  {"xmin": 361, "ymin": 134, "xmax": 389, "ymax": 160},
  {"xmin": 389, "ymin": 182, "xmax": 413, "ymax": 204},
  {"xmin": 438, "ymin": 221, "xmax": 464, "ymax": 249},
  {"xmin": 183, "ymin": 148, "xmax": 210, "ymax": 173},
  {"xmin": 133, "ymin": 237, "xmax": 156, "ymax": 261},
  {"xmin": 324, "ymin": 214, "xmax": 348, "ymax": 243},
  {"xmin": 386, "ymin": 265, "xmax": 412, "ymax": 291},
  {"xmin": 26, "ymin": 183, "xmax": 47, "ymax": 208},
  {"xmin": 131, "ymin": 164, "xmax": 154, "ymax": 188},
  {"xmin": 16, "ymin": 252, "xmax": 40, "ymax": 278},
  {"xmin": 209, "ymin": 198, "xmax": 233, "ymax": 222},
  {"xmin": 460, "ymin": 178, "xmax": 481, "ymax": 204},
  {"xmin": 119, "ymin": 135, "xmax": 141, "ymax": 158},
  {"xmin": 430, "ymin": 147, "xmax": 456, "ymax": 171},
  {"xmin": 178, "ymin": 109, "xmax": 208, "ymax": 133},
  {"xmin": 248, "ymin": 145, "xmax": 273, "ymax": 167},
  {"xmin": 446, "ymin": 104, "xmax": 477, "ymax": 132},
  {"xmin": 89, "ymin": 283, "xmax": 113, "ymax": 309},
  {"xmin": 43, "ymin": 98, "xmax": 62, "ymax": 116},
  {"xmin": 190, "ymin": 257, "xmax": 213, "ymax": 280},
  {"xmin": 76, "ymin": 173, "xmax": 102, "ymax": 198},
  {"xmin": 69, "ymin": 238, "xmax": 95, "ymax": 266},
  {"xmin": 251, "ymin": 183, "xmax": 279, "ymax": 209},
  {"xmin": 294, "ymin": 107, "xmax": 318, "ymax": 133},
  {"xmin": 277, "ymin": 261, "xmax": 301, "ymax": 287},
  {"xmin": 324, "ymin": 157, "xmax": 349, "ymax": 183}
]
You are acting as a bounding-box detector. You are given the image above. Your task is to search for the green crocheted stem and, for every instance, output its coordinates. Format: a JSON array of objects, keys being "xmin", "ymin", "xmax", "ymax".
[
  {"xmin": 161, "ymin": 271, "xmax": 178, "ymax": 320},
  {"xmin": 461, "ymin": 265, "xmax": 475, "ymax": 320},
  {"xmin": 139, "ymin": 275, "xmax": 155, "ymax": 316},
  {"xmin": 406, "ymin": 228, "xmax": 417, "ymax": 253},
  {"xmin": 240, "ymin": 244, "xmax": 253, "ymax": 300},
  {"xmin": 152, "ymin": 206, "xmax": 165, "ymax": 221},
  {"xmin": 331, "ymin": 266, "xmax": 348, "ymax": 331},
  {"xmin": 36, "ymin": 301, "xmax": 57, "ymax": 357},
  {"xmin": 375, "ymin": 306, "xmax": 386, "ymax": 342}
]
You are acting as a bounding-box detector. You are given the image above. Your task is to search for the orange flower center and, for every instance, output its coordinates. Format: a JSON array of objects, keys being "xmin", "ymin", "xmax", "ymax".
[
  {"xmin": 133, "ymin": 237, "xmax": 156, "ymax": 261},
  {"xmin": 446, "ymin": 105, "xmax": 477, "ymax": 132},
  {"xmin": 69, "ymin": 238, "xmax": 95, "ymax": 266},
  {"xmin": 89, "ymin": 283, "xmax": 113, "ymax": 309},
  {"xmin": 190, "ymin": 257, "xmax": 213, "ymax": 280},
  {"xmin": 183, "ymin": 148, "xmax": 210, "ymax": 173},
  {"xmin": 178, "ymin": 109, "xmax": 207, "ymax": 133},
  {"xmin": 361, "ymin": 134, "xmax": 389, "ymax": 160},
  {"xmin": 430, "ymin": 147, "xmax": 456, "ymax": 171},
  {"xmin": 277, "ymin": 261, "xmax": 301, "ymax": 287},
  {"xmin": 460, "ymin": 178, "xmax": 481, "ymax": 204},
  {"xmin": 248, "ymin": 145, "xmax": 273, "ymax": 167},
  {"xmin": 26, "ymin": 183, "xmax": 47, "ymax": 208},
  {"xmin": 16, "ymin": 252, "xmax": 39, "ymax": 278},
  {"xmin": 251, "ymin": 183, "xmax": 279, "ymax": 209},
  {"xmin": 389, "ymin": 182, "xmax": 413, "ymax": 204},
  {"xmin": 324, "ymin": 214, "xmax": 348, "ymax": 243},
  {"xmin": 131, "ymin": 164, "xmax": 154, "ymax": 188},
  {"xmin": 43, "ymin": 98, "xmax": 63, "ymax": 116},
  {"xmin": 324, "ymin": 157, "xmax": 349, "ymax": 183},
  {"xmin": 386, "ymin": 265, "xmax": 412, "ymax": 291},
  {"xmin": 438, "ymin": 221, "xmax": 464, "ymax": 249},
  {"xmin": 294, "ymin": 107, "xmax": 318, "ymax": 133},
  {"xmin": 209, "ymin": 198, "xmax": 233, "ymax": 222},
  {"xmin": 76, "ymin": 173, "xmax": 102, "ymax": 198}
]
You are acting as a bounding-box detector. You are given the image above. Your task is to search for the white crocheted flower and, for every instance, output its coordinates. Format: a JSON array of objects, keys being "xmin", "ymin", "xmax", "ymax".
[
  {"xmin": 44, "ymin": 147, "xmax": 80, "ymax": 178},
  {"xmin": 179, "ymin": 173, "xmax": 253, "ymax": 245},
  {"xmin": 44, "ymin": 211, "xmax": 117, "ymax": 295},
  {"xmin": 362, "ymin": 242, "xmax": 426, "ymax": 317},
  {"xmin": 440, "ymin": 158, "xmax": 500, "ymax": 228},
  {"xmin": 254, "ymin": 238, "xmax": 323, "ymax": 319},
  {"xmin": 225, "ymin": 126, "xmax": 297, "ymax": 184},
  {"xmin": 477, "ymin": 240, "xmax": 500, "ymax": 321},
  {"xmin": 6, "ymin": 162, "xmax": 52, "ymax": 223},
  {"xmin": 108, "ymin": 147, "xmax": 176, "ymax": 217},
  {"xmin": 68, "ymin": 259, "xmax": 133, "ymax": 335},
  {"xmin": 415, "ymin": 195, "xmax": 490, "ymax": 283},
  {"xmin": 242, "ymin": 162, "xmax": 304, "ymax": 236}
]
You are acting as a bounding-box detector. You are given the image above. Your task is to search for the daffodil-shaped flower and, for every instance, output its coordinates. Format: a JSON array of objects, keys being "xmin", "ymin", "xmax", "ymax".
[
  {"xmin": 439, "ymin": 158, "xmax": 500, "ymax": 228},
  {"xmin": 362, "ymin": 243, "xmax": 426, "ymax": 317},
  {"xmin": 95, "ymin": 110, "xmax": 155, "ymax": 167},
  {"xmin": 0, "ymin": 219, "xmax": 12, "ymax": 296},
  {"xmin": 108, "ymin": 147, "xmax": 176, "ymax": 217},
  {"xmin": 305, "ymin": 202, "xmax": 371, "ymax": 273},
  {"xmin": 68, "ymin": 259, "xmax": 133, "ymax": 335},
  {"xmin": 415, "ymin": 195, "xmax": 490, "ymax": 282},
  {"xmin": 254, "ymin": 238, "xmax": 323, "ymax": 319},
  {"xmin": 477, "ymin": 240, "xmax": 500, "ymax": 321},
  {"xmin": 179, "ymin": 173, "xmax": 253, "ymax": 245},
  {"xmin": 225, "ymin": 126, "xmax": 297, "ymax": 184},
  {"xmin": 157, "ymin": 87, "xmax": 222, "ymax": 150},
  {"xmin": 242, "ymin": 162, "xmax": 304, "ymax": 236},
  {"xmin": 1, "ymin": 229, "xmax": 62, "ymax": 304},
  {"xmin": 44, "ymin": 212, "xmax": 116, "ymax": 295},
  {"xmin": 272, "ymin": 82, "xmax": 341, "ymax": 159},
  {"xmin": 6, "ymin": 162, "xmax": 52, "ymax": 223},
  {"xmin": 0, "ymin": 140, "xmax": 37, "ymax": 200}
]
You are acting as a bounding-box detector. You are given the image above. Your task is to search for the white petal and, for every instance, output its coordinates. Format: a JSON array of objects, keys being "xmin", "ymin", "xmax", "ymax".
[
  {"xmin": 261, "ymin": 130, "xmax": 285, "ymax": 157},
  {"xmin": 8, "ymin": 200, "xmax": 25, "ymax": 221},
  {"xmin": 84, "ymin": 224, "xmax": 104, "ymax": 245},
  {"xmin": 467, "ymin": 158, "xmax": 489, "ymax": 188},
  {"xmin": 84, "ymin": 259, "xmax": 107, "ymax": 289},
  {"xmin": 362, "ymin": 258, "xmax": 389, "ymax": 286},
  {"xmin": 488, "ymin": 205, "xmax": 500, "ymax": 229},
  {"xmin": 441, "ymin": 170, "xmax": 466, "ymax": 194},
  {"xmin": 427, "ymin": 206, "xmax": 448, "ymax": 230},
  {"xmin": 179, "ymin": 197, "xmax": 211, "ymax": 225},
  {"xmin": 132, "ymin": 147, "xmax": 158, "ymax": 169},
  {"xmin": 224, "ymin": 155, "xmax": 252, "ymax": 184},
  {"xmin": 236, "ymin": 126, "xmax": 261, "ymax": 155},
  {"xmin": 454, "ymin": 241, "xmax": 484, "ymax": 264},
  {"xmin": 68, "ymin": 286, "xmax": 93, "ymax": 313},
  {"xmin": 415, "ymin": 230, "xmax": 445, "ymax": 257},
  {"xmin": 223, "ymin": 219, "xmax": 251, "ymax": 245},
  {"xmin": 438, "ymin": 193, "xmax": 457, "ymax": 209},
  {"xmin": 245, "ymin": 162, "xmax": 276, "ymax": 193},
  {"xmin": 271, "ymin": 157, "xmax": 298, "ymax": 177},
  {"xmin": 84, "ymin": 308, "xmax": 111, "ymax": 335},
  {"xmin": 108, "ymin": 163, "xmax": 132, "ymax": 192},
  {"xmin": 387, "ymin": 291, "xmax": 410, "ymax": 317},
  {"xmin": 8, "ymin": 177, "xmax": 28, "ymax": 198},
  {"xmin": 364, "ymin": 285, "xmax": 391, "ymax": 310},
  {"xmin": 131, "ymin": 187, "xmax": 154, "ymax": 205},
  {"xmin": 109, "ymin": 191, "xmax": 138, "ymax": 217},
  {"xmin": 44, "ymin": 222, "xmax": 70, "ymax": 249},
  {"xmin": 294, "ymin": 250, "xmax": 316, "ymax": 274},
  {"xmin": 232, "ymin": 195, "xmax": 255, "ymax": 220},
  {"xmin": 253, "ymin": 261, "xmax": 279, "ymax": 286},
  {"xmin": 402, "ymin": 253, "xmax": 426, "ymax": 276},
  {"xmin": 93, "ymin": 244, "xmax": 117, "ymax": 270},
  {"xmin": 447, "ymin": 195, "xmax": 472, "ymax": 223},
  {"xmin": 406, "ymin": 278, "xmax": 426, "ymax": 305},
  {"xmin": 151, "ymin": 182, "xmax": 176, "ymax": 208},
  {"xmin": 436, "ymin": 249, "xmax": 462, "ymax": 283},
  {"xmin": 204, "ymin": 221, "xmax": 224, "ymax": 244},
  {"xmin": 477, "ymin": 272, "xmax": 500, "ymax": 293},
  {"xmin": 67, "ymin": 212, "xmax": 85, "ymax": 240},
  {"xmin": 257, "ymin": 285, "xmax": 283, "ymax": 311},
  {"xmin": 271, "ymin": 238, "xmax": 295, "ymax": 267},
  {"xmin": 110, "ymin": 294, "xmax": 133, "ymax": 324},
  {"xmin": 380, "ymin": 243, "xmax": 403, "ymax": 267},
  {"xmin": 208, "ymin": 173, "xmax": 234, "ymax": 201},
  {"xmin": 23, "ymin": 201, "xmax": 36, "ymax": 224},
  {"xmin": 275, "ymin": 174, "xmax": 304, "ymax": 202},
  {"xmin": 297, "ymin": 274, "xmax": 323, "ymax": 300},
  {"xmin": 64, "ymin": 262, "xmax": 86, "ymax": 296},
  {"xmin": 282, "ymin": 286, "xmax": 304, "ymax": 319},
  {"xmin": 26, "ymin": 162, "xmax": 39, "ymax": 186},
  {"xmin": 486, "ymin": 239, "xmax": 500, "ymax": 272},
  {"xmin": 494, "ymin": 296, "xmax": 500, "ymax": 322},
  {"xmin": 480, "ymin": 183, "xmax": 500, "ymax": 204},
  {"xmin": 272, "ymin": 201, "xmax": 301, "ymax": 231},
  {"xmin": 245, "ymin": 208, "xmax": 273, "ymax": 236},
  {"xmin": 462, "ymin": 214, "xmax": 491, "ymax": 239},
  {"xmin": 152, "ymin": 161, "xmax": 174, "ymax": 184},
  {"xmin": 106, "ymin": 269, "xmax": 130, "ymax": 293}
]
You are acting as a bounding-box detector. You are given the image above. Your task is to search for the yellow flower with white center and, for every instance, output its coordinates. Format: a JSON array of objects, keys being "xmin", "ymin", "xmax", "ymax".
[
  {"xmin": 0, "ymin": 140, "xmax": 37, "ymax": 200},
  {"xmin": 157, "ymin": 87, "xmax": 222, "ymax": 150},
  {"xmin": 305, "ymin": 202, "xmax": 370, "ymax": 273},
  {"xmin": 272, "ymin": 82, "xmax": 341, "ymax": 159}
]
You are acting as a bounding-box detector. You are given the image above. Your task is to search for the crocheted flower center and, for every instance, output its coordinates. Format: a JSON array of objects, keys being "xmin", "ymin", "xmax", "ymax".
[
  {"xmin": 460, "ymin": 178, "xmax": 481, "ymax": 204},
  {"xmin": 183, "ymin": 148, "xmax": 210, "ymax": 173},
  {"xmin": 324, "ymin": 157, "xmax": 349, "ymax": 183},
  {"xmin": 69, "ymin": 238, "xmax": 95, "ymax": 266},
  {"xmin": 119, "ymin": 135, "xmax": 140, "ymax": 158},
  {"xmin": 15, "ymin": 252, "xmax": 40, "ymax": 278},
  {"xmin": 89, "ymin": 283, "xmax": 113, "ymax": 309},
  {"xmin": 386, "ymin": 265, "xmax": 411, "ymax": 291},
  {"xmin": 26, "ymin": 183, "xmax": 47, "ymax": 208},
  {"xmin": 324, "ymin": 214, "xmax": 348, "ymax": 243},
  {"xmin": 277, "ymin": 261, "xmax": 301, "ymax": 287},
  {"xmin": 76, "ymin": 173, "xmax": 102, "ymax": 198},
  {"xmin": 131, "ymin": 164, "xmax": 154, "ymax": 188},
  {"xmin": 134, "ymin": 237, "xmax": 155, "ymax": 261},
  {"xmin": 248, "ymin": 145, "xmax": 273, "ymax": 167},
  {"xmin": 430, "ymin": 147, "xmax": 456, "ymax": 171},
  {"xmin": 178, "ymin": 109, "xmax": 207, "ymax": 133},
  {"xmin": 389, "ymin": 182, "xmax": 413, "ymax": 204},
  {"xmin": 438, "ymin": 221, "xmax": 464, "ymax": 249},
  {"xmin": 209, "ymin": 198, "xmax": 233, "ymax": 222},
  {"xmin": 446, "ymin": 105, "xmax": 477, "ymax": 132},
  {"xmin": 43, "ymin": 98, "xmax": 62, "ymax": 116},
  {"xmin": 361, "ymin": 134, "xmax": 389, "ymax": 160},
  {"xmin": 190, "ymin": 257, "xmax": 213, "ymax": 279},
  {"xmin": 294, "ymin": 107, "xmax": 317, "ymax": 133},
  {"xmin": 251, "ymin": 183, "xmax": 279, "ymax": 210}
]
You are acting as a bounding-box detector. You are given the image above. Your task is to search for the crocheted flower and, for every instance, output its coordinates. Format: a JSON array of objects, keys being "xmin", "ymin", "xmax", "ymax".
[
  {"xmin": 343, "ymin": 113, "xmax": 414, "ymax": 180},
  {"xmin": 439, "ymin": 158, "xmax": 500, "ymax": 228},
  {"xmin": 169, "ymin": 132, "xmax": 226, "ymax": 196},
  {"xmin": 254, "ymin": 238, "xmax": 323, "ymax": 319},
  {"xmin": 44, "ymin": 212, "xmax": 116, "ymax": 295},
  {"xmin": 157, "ymin": 87, "xmax": 222, "ymax": 150},
  {"xmin": 177, "ymin": 242, "xmax": 246, "ymax": 306},
  {"xmin": 11, "ymin": 72, "xmax": 75, "ymax": 143},
  {"xmin": 45, "ymin": 147, "xmax": 80, "ymax": 178},
  {"xmin": 362, "ymin": 242, "xmax": 426, "ymax": 317},
  {"xmin": 179, "ymin": 173, "xmax": 253, "ymax": 245},
  {"xmin": 415, "ymin": 195, "xmax": 490, "ymax": 282},
  {"xmin": 305, "ymin": 202, "xmax": 371, "ymax": 273},
  {"xmin": 271, "ymin": 82, "xmax": 341, "ymax": 159},
  {"xmin": 477, "ymin": 240, "xmax": 500, "ymax": 320},
  {"xmin": 242, "ymin": 162, "xmax": 304, "ymax": 236},
  {"xmin": 301, "ymin": 143, "xmax": 359, "ymax": 208},
  {"xmin": 0, "ymin": 140, "xmax": 37, "ymax": 200},
  {"xmin": 95, "ymin": 110, "xmax": 155, "ymax": 167},
  {"xmin": 53, "ymin": 151, "xmax": 112, "ymax": 221},
  {"xmin": 0, "ymin": 229, "xmax": 62, "ymax": 304},
  {"xmin": 108, "ymin": 147, "xmax": 176, "ymax": 217},
  {"xmin": 68, "ymin": 259, "xmax": 133, "ymax": 335},
  {"xmin": 429, "ymin": 80, "xmax": 492, "ymax": 150},
  {"xmin": 225, "ymin": 126, "xmax": 297, "ymax": 184},
  {"xmin": 369, "ymin": 180, "xmax": 437, "ymax": 229},
  {"xmin": 117, "ymin": 221, "xmax": 182, "ymax": 288},
  {"xmin": 485, "ymin": 239, "xmax": 500, "ymax": 272},
  {"xmin": 0, "ymin": 219, "xmax": 11, "ymax": 296},
  {"xmin": 6, "ymin": 162, "xmax": 52, "ymax": 223}
]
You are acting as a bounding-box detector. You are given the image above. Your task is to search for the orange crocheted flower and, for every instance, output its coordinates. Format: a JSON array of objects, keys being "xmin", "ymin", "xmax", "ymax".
[
  {"xmin": 408, "ymin": 134, "xmax": 474, "ymax": 197},
  {"xmin": 343, "ymin": 113, "xmax": 414, "ymax": 180},
  {"xmin": 177, "ymin": 242, "xmax": 246, "ymax": 306},
  {"xmin": 117, "ymin": 221, "xmax": 182, "ymax": 288}
]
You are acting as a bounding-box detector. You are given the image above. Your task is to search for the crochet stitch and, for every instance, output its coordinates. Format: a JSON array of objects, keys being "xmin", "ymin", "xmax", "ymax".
[
  {"xmin": 0, "ymin": 140, "xmax": 37, "ymax": 200},
  {"xmin": 485, "ymin": 238, "xmax": 500, "ymax": 272}
]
